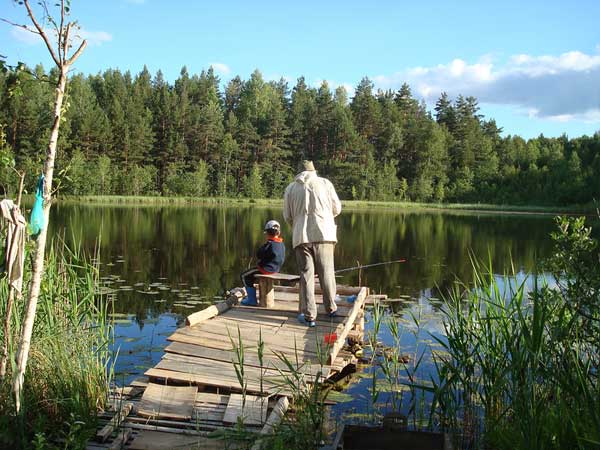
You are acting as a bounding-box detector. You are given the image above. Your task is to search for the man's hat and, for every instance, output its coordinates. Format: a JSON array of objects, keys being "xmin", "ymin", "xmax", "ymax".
[{"xmin": 299, "ymin": 160, "xmax": 315, "ymax": 172}]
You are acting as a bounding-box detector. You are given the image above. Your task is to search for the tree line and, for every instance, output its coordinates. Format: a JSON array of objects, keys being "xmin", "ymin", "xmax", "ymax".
[{"xmin": 1, "ymin": 64, "xmax": 599, "ymax": 205}]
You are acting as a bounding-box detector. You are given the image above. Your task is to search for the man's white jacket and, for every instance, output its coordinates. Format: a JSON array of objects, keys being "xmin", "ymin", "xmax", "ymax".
[{"xmin": 283, "ymin": 171, "xmax": 342, "ymax": 248}]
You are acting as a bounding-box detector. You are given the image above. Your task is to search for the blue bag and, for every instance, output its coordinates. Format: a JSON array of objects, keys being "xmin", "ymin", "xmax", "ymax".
[{"xmin": 29, "ymin": 175, "xmax": 45, "ymax": 237}]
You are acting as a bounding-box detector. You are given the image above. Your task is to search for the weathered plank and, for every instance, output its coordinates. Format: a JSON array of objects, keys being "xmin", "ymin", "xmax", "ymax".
[
  {"xmin": 186, "ymin": 300, "xmax": 230, "ymax": 327},
  {"xmin": 127, "ymin": 430, "xmax": 223, "ymax": 449},
  {"xmin": 172, "ymin": 326, "xmax": 330, "ymax": 355},
  {"xmin": 166, "ymin": 330, "xmax": 323, "ymax": 359},
  {"xmin": 256, "ymin": 273, "xmax": 300, "ymax": 282},
  {"xmin": 164, "ymin": 342, "xmax": 325, "ymax": 376},
  {"xmin": 250, "ymin": 396, "xmax": 290, "ymax": 450},
  {"xmin": 144, "ymin": 368, "xmax": 291, "ymax": 396},
  {"xmin": 223, "ymin": 393, "xmax": 267, "ymax": 426},
  {"xmin": 96, "ymin": 403, "xmax": 132, "ymax": 442},
  {"xmin": 137, "ymin": 383, "xmax": 198, "ymax": 421},
  {"xmin": 328, "ymin": 286, "xmax": 368, "ymax": 364},
  {"xmin": 154, "ymin": 354, "xmax": 315, "ymax": 386}
]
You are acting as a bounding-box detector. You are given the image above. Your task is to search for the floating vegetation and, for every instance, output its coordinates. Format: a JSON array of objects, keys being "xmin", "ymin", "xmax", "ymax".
[
  {"xmin": 96, "ymin": 286, "xmax": 116, "ymax": 295},
  {"xmin": 108, "ymin": 313, "xmax": 129, "ymax": 319},
  {"xmin": 327, "ymin": 391, "xmax": 355, "ymax": 403},
  {"xmin": 113, "ymin": 319, "xmax": 133, "ymax": 326}
]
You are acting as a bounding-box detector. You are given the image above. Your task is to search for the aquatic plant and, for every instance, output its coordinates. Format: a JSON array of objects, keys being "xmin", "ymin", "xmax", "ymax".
[
  {"xmin": 0, "ymin": 241, "xmax": 112, "ymax": 449},
  {"xmin": 428, "ymin": 216, "xmax": 600, "ymax": 449}
]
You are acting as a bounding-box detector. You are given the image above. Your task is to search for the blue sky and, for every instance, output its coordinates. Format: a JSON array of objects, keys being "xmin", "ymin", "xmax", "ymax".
[{"xmin": 1, "ymin": 0, "xmax": 599, "ymax": 138}]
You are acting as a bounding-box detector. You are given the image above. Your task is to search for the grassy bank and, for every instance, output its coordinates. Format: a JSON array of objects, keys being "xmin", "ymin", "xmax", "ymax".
[
  {"xmin": 0, "ymin": 242, "xmax": 112, "ymax": 449},
  {"xmin": 54, "ymin": 194, "xmax": 598, "ymax": 215}
]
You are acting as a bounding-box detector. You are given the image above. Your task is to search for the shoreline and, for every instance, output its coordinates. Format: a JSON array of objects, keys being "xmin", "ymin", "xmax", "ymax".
[{"xmin": 48, "ymin": 195, "xmax": 599, "ymax": 216}]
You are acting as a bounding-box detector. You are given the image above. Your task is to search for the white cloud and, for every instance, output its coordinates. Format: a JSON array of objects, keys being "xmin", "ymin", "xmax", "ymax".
[
  {"xmin": 75, "ymin": 28, "xmax": 112, "ymax": 46},
  {"xmin": 11, "ymin": 24, "xmax": 112, "ymax": 47},
  {"xmin": 373, "ymin": 48, "xmax": 600, "ymax": 122},
  {"xmin": 209, "ymin": 62, "xmax": 230, "ymax": 75},
  {"xmin": 10, "ymin": 26, "xmax": 41, "ymax": 45}
]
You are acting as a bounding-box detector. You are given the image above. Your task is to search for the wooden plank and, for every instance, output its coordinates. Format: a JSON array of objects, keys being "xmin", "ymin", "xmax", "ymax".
[
  {"xmin": 166, "ymin": 331, "xmax": 322, "ymax": 359},
  {"xmin": 137, "ymin": 383, "xmax": 198, "ymax": 420},
  {"xmin": 153, "ymin": 355, "xmax": 307, "ymax": 386},
  {"xmin": 172, "ymin": 326, "xmax": 329, "ymax": 355},
  {"xmin": 127, "ymin": 430, "xmax": 223, "ymax": 449},
  {"xmin": 328, "ymin": 286, "xmax": 368, "ymax": 364},
  {"xmin": 227, "ymin": 306, "xmax": 348, "ymax": 322},
  {"xmin": 223, "ymin": 393, "xmax": 267, "ymax": 426},
  {"xmin": 212, "ymin": 314, "xmax": 287, "ymax": 329},
  {"xmin": 250, "ymin": 396, "xmax": 290, "ymax": 450},
  {"xmin": 164, "ymin": 342, "xmax": 325, "ymax": 376},
  {"xmin": 165, "ymin": 340, "xmax": 317, "ymax": 364},
  {"xmin": 126, "ymin": 414, "xmax": 224, "ymax": 430},
  {"xmin": 274, "ymin": 284, "xmax": 361, "ymax": 295},
  {"xmin": 194, "ymin": 318, "xmax": 342, "ymax": 343},
  {"xmin": 195, "ymin": 392, "xmax": 229, "ymax": 405},
  {"xmin": 186, "ymin": 301, "xmax": 230, "ymax": 327},
  {"xmin": 256, "ymin": 273, "xmax": 300, "ymax": 282},
  {"xmin": 107, "ymin": 429, "xmax": 131, "ymax": 450},
  {"xmin": 96, "ymin": 403, "xmax": 132, "ymax": 442},
  {"xmin": 144, "ymin": 368, "xmax": 290, "ymax": 396}
]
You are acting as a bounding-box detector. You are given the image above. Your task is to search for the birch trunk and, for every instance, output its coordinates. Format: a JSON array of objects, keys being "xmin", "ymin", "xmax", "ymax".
[{"xmin": 12, "ymin": 66, "xmax": 69, "ymax": 412}]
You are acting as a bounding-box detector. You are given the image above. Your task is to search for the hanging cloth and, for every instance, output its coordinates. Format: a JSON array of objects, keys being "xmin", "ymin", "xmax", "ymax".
[
  {"xmin": 0, "ymin": 199, "xmax": 26, "ymax": 294},
  {"xmin": 29, "ymin": 174, "xmax": 45, "ymax": 237}
]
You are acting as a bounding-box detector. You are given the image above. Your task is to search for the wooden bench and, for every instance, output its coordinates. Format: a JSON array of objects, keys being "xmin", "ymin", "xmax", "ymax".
[{"xmin": 255, "ymin": 273, "xmax": 300, "ymax": 307}]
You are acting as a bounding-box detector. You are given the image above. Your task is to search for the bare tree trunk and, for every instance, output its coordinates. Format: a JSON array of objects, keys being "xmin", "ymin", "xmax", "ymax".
[
  {"xmin": 12, "ymin": 66, "xmax": 68, "ymax": 411},
  {"xmin": 6, "ymin": 0, "xmax": 87, "ymax": 413}
]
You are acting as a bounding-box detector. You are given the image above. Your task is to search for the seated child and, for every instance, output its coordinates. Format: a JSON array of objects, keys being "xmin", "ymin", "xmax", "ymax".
[{"xmin": 240, "ymin": 219, "xmax": 285, "ymax": 306}]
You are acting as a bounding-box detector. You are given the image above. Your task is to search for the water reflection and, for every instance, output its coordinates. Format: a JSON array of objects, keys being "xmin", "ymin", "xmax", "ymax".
[{"xmin": 50, "ymin": 204, "xmax": 565, "ymax": 383}]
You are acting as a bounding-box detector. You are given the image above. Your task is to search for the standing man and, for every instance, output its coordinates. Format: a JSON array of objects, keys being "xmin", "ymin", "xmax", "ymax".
[{"xmin": 283, "ymin": 160, "xmax": 341, "ymax": 327}]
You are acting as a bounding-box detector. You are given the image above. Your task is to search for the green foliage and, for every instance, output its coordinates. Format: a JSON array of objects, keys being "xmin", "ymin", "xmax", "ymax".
[
  {"xmin": 2, "ymin": 63, "xmax": 599, "ymax": 205},
  {"xmin": 0, "ymin": 242, "xmax": 112, "ymax": 449},
  {"xmin": 429, "ymin": 217, "xmax": 600, "ymax": 449},
  {"xmin": 164, "ymin": 160, "xmax": 210, "ymax": 197},
  {"xmin": 243, "ymin": 162, "xmax": 264, "ymax": 198}
]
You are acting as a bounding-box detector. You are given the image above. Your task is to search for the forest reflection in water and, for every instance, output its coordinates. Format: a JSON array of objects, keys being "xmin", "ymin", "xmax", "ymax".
[{"xmin": 50, "ymin": 203, "xmax": 564, "ymax": 384}]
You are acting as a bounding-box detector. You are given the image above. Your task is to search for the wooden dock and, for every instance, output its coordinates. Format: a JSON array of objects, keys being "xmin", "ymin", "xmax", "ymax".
[{"xmin": 88, "ymin": 283, "xmax": 369, "ymax": 450}]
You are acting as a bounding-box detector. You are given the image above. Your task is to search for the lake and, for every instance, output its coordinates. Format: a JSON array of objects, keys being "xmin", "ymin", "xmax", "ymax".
[{"xmin": 50, "ymin": 203, "xmax": 573, "ymax": 422}]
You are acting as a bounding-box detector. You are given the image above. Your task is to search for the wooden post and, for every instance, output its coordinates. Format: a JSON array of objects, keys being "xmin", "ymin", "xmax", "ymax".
[
  {"xmin": 186, "ymin": 301, "xmax": 231, "ymax": 327},
  {"xmin": 258, "ymin": 278, "xmax": 274, "ymax": 308},
  {"xmin": 250, "ymin": 396, "xmax": 289, "ymax": 450}
]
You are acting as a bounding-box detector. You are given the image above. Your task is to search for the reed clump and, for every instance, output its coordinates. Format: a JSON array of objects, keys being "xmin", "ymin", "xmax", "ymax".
[
  {"xmin": 0, "ymin": 241, "xmax": 112, "ymax": 449},
  {"xmin": 429, "ymin": 216, "xmax": 600, "ymax": 449}
]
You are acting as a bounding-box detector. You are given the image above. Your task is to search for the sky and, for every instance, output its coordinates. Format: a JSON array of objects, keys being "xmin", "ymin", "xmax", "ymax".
[{"xmin": 1, "ymin": 0, "xmax": 599, "ymax": 139}]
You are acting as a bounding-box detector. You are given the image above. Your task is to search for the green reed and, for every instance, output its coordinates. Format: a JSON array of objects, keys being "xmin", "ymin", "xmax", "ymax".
[
  {"xmin": 0, "ymin": 240, "xmax": 112, "ymax": 449},
  {"xmin": 429, "ymin": 232, "xmax": 600, "ymax": 450}
]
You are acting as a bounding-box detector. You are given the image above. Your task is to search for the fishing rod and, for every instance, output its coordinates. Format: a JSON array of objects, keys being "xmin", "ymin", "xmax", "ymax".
[{"xmin": 335, "ymin": 258, "xmax": 407, "ymax": 274}]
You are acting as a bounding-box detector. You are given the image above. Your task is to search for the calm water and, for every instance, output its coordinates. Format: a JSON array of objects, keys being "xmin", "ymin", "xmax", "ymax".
[{"xmin": 50, "ymin": 203, "xmax": 574, "ymax": 419}]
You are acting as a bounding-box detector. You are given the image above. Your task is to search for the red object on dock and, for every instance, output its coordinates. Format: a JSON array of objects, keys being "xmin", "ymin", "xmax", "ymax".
[{"xmin": 324, "ymin": 333, "xmax": 337, "ymax": 344}]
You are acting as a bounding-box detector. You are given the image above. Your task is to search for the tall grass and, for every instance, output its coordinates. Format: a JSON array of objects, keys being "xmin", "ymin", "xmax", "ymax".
[
  {"xmin": 0, "ymin": 240, "xmax": 112, "ymax": 449},
  {"xmin": 429, "ymin": 218, "xmax": 600, "ymax": 449}
]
